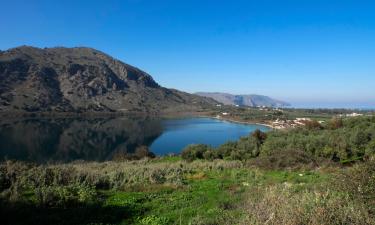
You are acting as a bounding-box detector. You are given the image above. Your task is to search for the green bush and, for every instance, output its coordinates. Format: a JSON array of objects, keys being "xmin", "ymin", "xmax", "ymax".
[
  {"xmin": 304, "ymin": 120, "xmax": 323, "ymax": 130},
  {"xmin": 202, "ymin": 149, "xmax": 219, "ymax": 160},
  {"xmin": 249, "ymin": 149, "xmax": 317, "ymax": 169},
  {"xmin": 34, "ymin": 184, "xmax": 96, "ymax": 207},
  {"xmin": 181, "ymin": 144, "xmax": 213, "ymax": 161},
  {"xmin": 77, "ymin": 184, "xmax": 97, "ymax": 203},
  {"xmin": 217, "ymin": 141, "xmax": 237, "ymax": 158},
  {"xmin": 327, "ymin": 117, "xmax": 343, "ymax": 129},
  {"xmin": 137, "ymin": 215, "xmax": 169, "ymax": 225}
]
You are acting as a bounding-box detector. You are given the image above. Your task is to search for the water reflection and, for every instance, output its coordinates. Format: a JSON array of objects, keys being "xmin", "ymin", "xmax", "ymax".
[
  {"xmin": 0, "ymin": 117, "xmax": 270, "ymax": 163},
  {"xmin": 0, "ymin": 117, "xmax": 163, "ymax": 163}
]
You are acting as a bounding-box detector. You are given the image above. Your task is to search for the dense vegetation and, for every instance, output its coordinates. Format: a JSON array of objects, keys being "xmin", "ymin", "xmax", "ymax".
[
  {"xmin": 0, "ymin": 116, "xmax": 374, "ymax": 224},
  {"xmin": 182, "ymin": 116, "xmax": 375, "ymax": 165},
  {"xmin": 209, "ymin": 105, "xmax": 373, "ymax": 123}
]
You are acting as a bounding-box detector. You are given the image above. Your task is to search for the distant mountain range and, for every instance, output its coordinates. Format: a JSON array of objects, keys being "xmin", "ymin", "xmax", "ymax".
[
  {"xmin": 0, "ymin": 46, "xmax": 217, "ymax": 114},
  {"xmin": 195, "ymin": 92, "xmax": 290, "ymax": 107}
]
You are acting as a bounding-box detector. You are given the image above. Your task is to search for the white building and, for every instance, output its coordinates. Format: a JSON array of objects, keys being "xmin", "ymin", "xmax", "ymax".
[{"xmin": 346, "ymin": 113, "xmax": 363, "ymax": 117}]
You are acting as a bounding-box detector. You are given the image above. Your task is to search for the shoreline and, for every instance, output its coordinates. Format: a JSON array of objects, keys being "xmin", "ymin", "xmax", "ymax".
[
  {"xmin": 0, "ymin": 111, "xmax": 280, "ymax": 129},
  {"xmin": 201, "ymin": 115, "xmax": 278, "ymax": 129},
  {"xmin": 0, "ymin": 110, "xmax": 214, "ymax": 120}
]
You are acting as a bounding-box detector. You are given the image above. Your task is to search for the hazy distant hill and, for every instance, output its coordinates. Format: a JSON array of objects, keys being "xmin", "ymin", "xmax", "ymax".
[
  {"xmin": 195, "ymin": 92, "xmax": 290, "ymax": 107},
  {"xmin": 0, "ymin": 46, "xmax": 217, "ymax": 114}
]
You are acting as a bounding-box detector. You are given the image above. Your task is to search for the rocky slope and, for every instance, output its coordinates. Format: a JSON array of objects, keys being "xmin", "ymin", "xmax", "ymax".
[
  {"xmin": 195, "ymin": 92, "xmax": 290, "ymax": 107},
  {"xmin": 0, "ymin": 46, "xmax": 216, "ymax": 114}
]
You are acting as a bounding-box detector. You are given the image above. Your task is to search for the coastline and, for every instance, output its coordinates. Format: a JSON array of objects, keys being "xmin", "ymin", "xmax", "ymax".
[
  {"xmin": 158, "ymin": 113, "xmax": 279, "ymax": 130},
  {"xmin": 201, "ymin": 115, "xmax": 278, "ymax": 129},
  {"xmin": 0, "ymin": 110, "xmax": 280, "ymax": 129}
]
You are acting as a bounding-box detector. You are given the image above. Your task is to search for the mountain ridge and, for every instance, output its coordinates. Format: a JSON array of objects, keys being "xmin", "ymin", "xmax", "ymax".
[
  {"xmin": 195, "ymin": 92, "xmax": 290, "ymax": 107},
  {"xmin": 0, "ymin": 46, "xmax": 217, "ymax": 114}
]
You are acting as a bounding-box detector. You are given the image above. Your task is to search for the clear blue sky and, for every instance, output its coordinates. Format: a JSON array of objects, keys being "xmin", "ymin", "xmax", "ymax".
[{"xmin": 1, "ymin": 0, "xmax": 375, "ymax": 108}]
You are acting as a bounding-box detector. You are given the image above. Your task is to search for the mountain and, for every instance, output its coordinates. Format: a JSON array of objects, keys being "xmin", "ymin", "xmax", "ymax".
[
  {"xmin": 0, "ymin": 46, "xmax": 216, "ymax": 114},
  {"xmin": 195, "ymin": 92, "xmax": 290, "ymax": 107}
]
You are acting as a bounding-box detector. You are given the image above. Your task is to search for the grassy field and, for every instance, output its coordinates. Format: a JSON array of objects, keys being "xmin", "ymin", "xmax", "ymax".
[{"xmin": 1, "ymin": 158, "xmax": 374, "ymax": 225}]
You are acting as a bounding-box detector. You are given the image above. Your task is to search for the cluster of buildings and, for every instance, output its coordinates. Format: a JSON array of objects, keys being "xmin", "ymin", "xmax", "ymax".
[
  {"xmin": 342, "ymin": 112, "xmax": 363, "ymax": 117},
  {"xmin": 271, "ymin": 117, "xmax": 323, "ymax": 129}
]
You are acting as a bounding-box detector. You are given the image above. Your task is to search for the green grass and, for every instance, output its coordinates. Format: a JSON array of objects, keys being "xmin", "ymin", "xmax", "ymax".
[
  {"xmin": 95, "ymin": 168, "xmax": 328, "ymax": 224},
  {"xmin": 340, "ymin": 156, "xmax": 363, "ymax": 164},
  {"xmin": 151, "ymin": 155, "xmax": 182, "ymax": 163},
  {"xmin": 3, "ymin": 159, "xmax": 373, "ymax": 225},
  {"xmin": 101, "ymin": 169, "xmax": 250, "ymax": 224}
]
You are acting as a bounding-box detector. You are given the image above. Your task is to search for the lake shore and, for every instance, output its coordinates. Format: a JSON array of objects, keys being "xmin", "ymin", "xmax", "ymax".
[
  {"xmin": 0, "ymin": 109, "xmax": 215, "ymax": 119},
  {"xmin": 157, "ymin": 112, "xmax": 278, "ymax": 129},
  {"xmin": 0, "ymin": 110, "xmax": 281, "ymax": 131},
  {"xmin": 205, "ymin": 115, "xmax": 278, "ymax": 129}
]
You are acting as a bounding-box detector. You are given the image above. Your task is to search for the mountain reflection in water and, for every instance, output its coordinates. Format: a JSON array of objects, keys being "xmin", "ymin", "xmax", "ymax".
[
  {"xmin": 0, "ymin": 117, "xmax": 163, "ymax": 163},
  {"xmin": 0, "ymin": 117, "xmax": 270, "ymax": 163}
]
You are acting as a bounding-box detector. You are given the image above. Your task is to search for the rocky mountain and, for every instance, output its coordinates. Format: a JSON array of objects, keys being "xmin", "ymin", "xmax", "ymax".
[
  {"xmin": 0, "ymin": 46, "xmax": 217, "ymax": 114},
  {"xmin": 195, "ymin": 92, "xmax": 290, "ymax": 107}
]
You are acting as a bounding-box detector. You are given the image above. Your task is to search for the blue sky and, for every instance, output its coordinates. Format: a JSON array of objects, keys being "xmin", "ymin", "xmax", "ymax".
[{"xmin": 1, "ymin": 0, "xmax": 375, "ymax": 108}]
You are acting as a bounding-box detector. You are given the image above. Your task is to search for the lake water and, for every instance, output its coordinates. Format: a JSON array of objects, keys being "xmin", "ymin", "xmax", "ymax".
[{"xmin": 0, "ymin": 117, "xmax": 269, "ymax": 163}]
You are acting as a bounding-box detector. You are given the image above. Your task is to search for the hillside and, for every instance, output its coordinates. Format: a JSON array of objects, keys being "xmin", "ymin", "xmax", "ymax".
[
  {"xmin": 0, "ymin": 46, "xmax": 216, "ymax": 114},
  {"xmin": 195, "ymin": 92, "xmax": 290, "ymax": 107}
]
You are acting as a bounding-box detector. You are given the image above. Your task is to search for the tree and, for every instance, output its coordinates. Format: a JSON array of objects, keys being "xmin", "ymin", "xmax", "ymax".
[
  {"xmin": 252, "ymin": 129, "xmax": 267, "ymax": 156},
  {"xmin": 328, "ymin": 118, "xmax": 343, "ymax": 130}
]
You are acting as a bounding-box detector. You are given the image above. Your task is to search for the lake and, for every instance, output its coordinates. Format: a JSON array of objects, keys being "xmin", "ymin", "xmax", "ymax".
[{"xmin": 0, "ymin": 117, "xmax": 270, "ymax": 163}]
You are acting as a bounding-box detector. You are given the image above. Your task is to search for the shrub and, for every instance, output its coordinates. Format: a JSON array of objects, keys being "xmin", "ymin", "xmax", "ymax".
[
  {"xmin": 181, "ymin": 144, "xmax": 212, "ymax": 161},
  {"xmin": 241, "ymin": 184, "xmax": 374, "ymax": 225},
  {"xmin": 135, "ymin": 146, "xmax": 156, "ymax": 159},
  {"xmin": 252, "ymin": 129, "xmax": 267, "ymax": 145},
  {"xmin": 34, "ymin": 186, "xmax": 73, "ymax": 207},
  {"xmin": 335, "ymin": 160, "xmax": 375, "ymax": 214},
  {"xmin": 327, "ymin": 117, "xmax": 343, "ymax": 129},
  {"xmin": 217, "ymin": 141, "xmax": 237, "ymax": 159},
  {"xmin": 112, "ymin": 146, "xmax": 156, "ymax": 161},
  {"xmin": 137, "ymin": 215, "xmax": 169, "ymax": 225},
  {"xmin": 77, "ymin": 184, "xmax": 97, "ymax": 203},
  {"xmin": 250, "ymin": 149, "xmax": 318, "ymax": 169},
  {"xmin": 202, "ymin": 149, "xmax": 219, "ymax": 160},
  {"xmin": 149, "ymin": 169, "xmax": 167, "ymax": 184},
  {"xmin": 34, "ymin": 184, "xmax": 97, "ymax": 207},
  {"xmin": 304, "ymin": 120, "xmax": 322, "ymax": 130},
  {"xmin": 365, "ymin": 139, "xmax": 375, "ymax": 159}
]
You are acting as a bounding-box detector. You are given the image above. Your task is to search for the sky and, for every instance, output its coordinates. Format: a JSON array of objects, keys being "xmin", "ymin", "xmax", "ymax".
[{"xmin": 1, "ymin": 0, "xmax": 375, "ymax": 108}]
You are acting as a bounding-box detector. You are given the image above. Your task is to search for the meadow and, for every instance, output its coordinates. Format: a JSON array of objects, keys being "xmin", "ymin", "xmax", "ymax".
[{"xmin": 1, "ymin": 158, "xmax": 374, "ymax": 224}]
